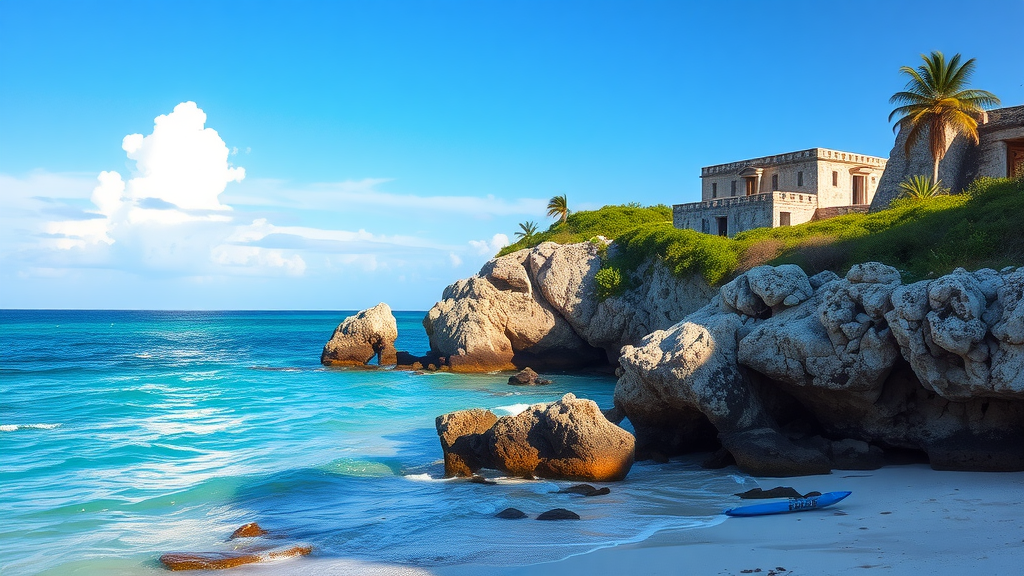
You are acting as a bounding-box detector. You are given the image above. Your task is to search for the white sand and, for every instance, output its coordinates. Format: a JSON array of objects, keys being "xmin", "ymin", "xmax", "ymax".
[{"xmin": 439, "ymin": 464, "xmax": 1024, "ymax": 576}]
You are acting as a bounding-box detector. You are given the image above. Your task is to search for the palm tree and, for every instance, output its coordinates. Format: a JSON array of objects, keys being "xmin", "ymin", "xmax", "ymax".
[
  {"xmin": 515, "ymin": 220, "xmax": 538, "ymax": 241},
  {"xmin": 547, "ymin": 194, "xmax": 568, "ymax": 224},
  {"xmin": 889, "ymin": 51, "xmax": 1000, "ymax": 183}
]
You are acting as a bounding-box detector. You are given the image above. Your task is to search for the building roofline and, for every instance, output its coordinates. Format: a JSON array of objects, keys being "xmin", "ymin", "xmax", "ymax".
[{"xmin": 701, "ymin": 148, "xmax": 887, "ymax": 177}]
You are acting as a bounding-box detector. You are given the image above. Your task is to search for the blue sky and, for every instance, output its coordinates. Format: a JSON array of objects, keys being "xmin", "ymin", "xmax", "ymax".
[{"xmin": 1, "ymin": 0, "xmax": 1022, "ymax": 310}]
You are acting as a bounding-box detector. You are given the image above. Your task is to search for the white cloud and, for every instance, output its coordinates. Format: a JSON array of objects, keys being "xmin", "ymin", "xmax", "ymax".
[
  {"xmin": 223, "ymin": 177, "xmax": 547, "ymax": 218},
  {"xmin": 469, "ymin": 233, "xmax": 510, "ymax": 256},
  {"xmin": 449, "ymin": 252, "xmax": 462, "ymax": 267},
  {"xmin": 210, "ymin": 245, "xmax": 306, "ymax": 276}
]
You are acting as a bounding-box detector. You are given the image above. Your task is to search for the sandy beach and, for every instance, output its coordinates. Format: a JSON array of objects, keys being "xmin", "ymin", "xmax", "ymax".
[{"xmin": 436, "ymin": 464, "xmax": 1024, "ymax": 576}]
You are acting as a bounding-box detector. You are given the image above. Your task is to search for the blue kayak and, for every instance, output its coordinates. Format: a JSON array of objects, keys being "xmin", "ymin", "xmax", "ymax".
[{"xmin": 724, "ymin": 491, "xmax": 851, "ymax": 517}]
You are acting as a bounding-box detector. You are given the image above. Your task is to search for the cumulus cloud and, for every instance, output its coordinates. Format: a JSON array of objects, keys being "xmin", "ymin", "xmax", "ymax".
[
  {"xmin": 449, "ymin": 252, "xmax": 462, "ymax": 267},
  {"xmin": 47, "ymin": 102, "xmax": 244, "ymax": 252},
  {"xmin": 469, "ymin": 233, "xmax": 510, "ymax": 256}
]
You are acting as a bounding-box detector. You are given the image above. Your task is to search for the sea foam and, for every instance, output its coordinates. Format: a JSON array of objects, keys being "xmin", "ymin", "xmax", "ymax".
[{"xmin": 0, "ymin": 423, "xmax": 61, "ymax": 432}]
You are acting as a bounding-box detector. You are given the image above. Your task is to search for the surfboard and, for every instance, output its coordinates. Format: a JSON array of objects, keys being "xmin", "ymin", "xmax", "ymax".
[{"xmin": 724, "ymin": 490, "xmax": 851, "ymax": 517}]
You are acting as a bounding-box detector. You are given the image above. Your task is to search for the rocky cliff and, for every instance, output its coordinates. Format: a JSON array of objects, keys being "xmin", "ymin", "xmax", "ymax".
[
  {"xmin": 616, "ymin": 263, "xmax": 1024, "ymax": 475},
  {"xmin": 423, "ymin": 241, "xmax": 715, "ymax": 372}
]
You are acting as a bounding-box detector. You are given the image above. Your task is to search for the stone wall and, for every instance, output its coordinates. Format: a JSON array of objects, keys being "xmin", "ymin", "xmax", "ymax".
[
  {"xmin": 811, "ymin": 205, "xmax": 870, "ymax": 221},
  {"xmin": 673, "ymin": 192, "xmax": 817, "ymax": 237}
]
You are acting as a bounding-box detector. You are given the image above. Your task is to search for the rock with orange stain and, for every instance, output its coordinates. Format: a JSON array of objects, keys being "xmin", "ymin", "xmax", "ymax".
[
  {"xmin": 436, "ymin": 393, "xmax": 635, "ymax": 482},
  {"xmin": 228, "ymin": 522, "xmax": 268, "ymax": 539},
  {"xmin": 159, "ymin": 545, "xmax": 312, "ymax": 571}
]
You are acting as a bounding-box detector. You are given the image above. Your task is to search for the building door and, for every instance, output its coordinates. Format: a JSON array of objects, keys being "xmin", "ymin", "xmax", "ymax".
[
  {"xmin": 1008, "ymin": 141, "xmax": 1024, "ymax": 177},
  {"xmin": 852, "ymin": 175, "xmax": 866, "ymax": 205},
  {"xmin": 745, "ymin": 178, "xmax": 757, "ymax": 196},
  {"xmin": 779, "ymin": 212, "xmax": 791, "ymax": 226},
  {"xmin": 716, "ymin": 217, "xmax": 728, "ymax": 237}
]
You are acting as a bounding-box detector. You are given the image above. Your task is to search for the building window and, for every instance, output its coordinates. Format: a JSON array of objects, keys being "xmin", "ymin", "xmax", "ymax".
[
  {"xmin": 832, "ymin": 171, "xmax": 838, "ymax": 186},
  {"xmin": 731, "ymin": 180, "xmax": 737, "ymax": 196},
  {"xmin": 780, "ymin": 212, "xmax": 791, "ymax": 226},
  {"xmin": 712, "ymin": 183, "xmax": 717, "ymax": 198},
  {"xmin": 771, "ymin": 174, "xmax": 779, "ymax": 190},
  {"xmin": 797, "ymin": 171, "xmax": 804, "ymax": 187}
]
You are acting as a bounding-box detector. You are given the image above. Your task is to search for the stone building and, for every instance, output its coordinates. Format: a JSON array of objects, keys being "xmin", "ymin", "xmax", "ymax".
[
  {"xmin": 673, "ymin": 148, "xmax": 887, "ymax": 237},
  {"xmin": 871, "ymin": 104, "xmax": 1024, "ymax": 210}
]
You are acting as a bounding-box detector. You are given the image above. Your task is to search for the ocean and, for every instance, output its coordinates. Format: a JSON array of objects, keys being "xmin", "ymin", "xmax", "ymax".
[{"xmin": 0, "ymin": 310, "xmax": 748, "ymax": 575}]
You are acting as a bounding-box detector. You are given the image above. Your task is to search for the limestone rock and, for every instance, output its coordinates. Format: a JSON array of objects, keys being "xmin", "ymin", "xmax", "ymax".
[
  {"xmin": 738, "ymin": 267, "xmax": 901, "ymax": 396},
  {"xmin": 435, "ymin": 409, "xmax": 498, "ymax": 477},
  {"xmin": 321, "ymin": 303, "xmax": 399, "ymax": 366},
  {"xmin": 886, "ymin": 267, "xmax": 1024, "ymax": 400},
  {"xmin": 495, "ymin": 508, "xmax": 527, "ymax": 519},
  {"xmin": 508, "ymin": 367, "xmax": 552, "ymax": 386},
  {"xmin": 435, "ymin": 394, "xmax": 635, "ymax": 482},
  {"xmin": 424, "ymin": 249, "xmax": 603, "ymax": 372}
]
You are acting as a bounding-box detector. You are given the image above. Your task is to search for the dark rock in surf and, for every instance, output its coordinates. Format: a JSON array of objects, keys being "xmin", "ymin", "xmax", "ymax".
[{"xmin": 537, "ymin": 508, "xmax": 580, "ymax": 520}]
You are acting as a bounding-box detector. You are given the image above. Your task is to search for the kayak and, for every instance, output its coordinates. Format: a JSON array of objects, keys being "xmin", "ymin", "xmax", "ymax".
[{"xmin": 724, "ymin": 490, "xmax": 851, "ymax": 517}]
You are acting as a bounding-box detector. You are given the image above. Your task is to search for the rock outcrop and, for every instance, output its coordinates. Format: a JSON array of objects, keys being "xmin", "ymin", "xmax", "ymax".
[
  {"xmin": 508, "ymin": 367, "xmax": 552, "ymax": 386},
  {"xmin": 616, "ymin": 263, "xmax": 1024, "ymax": 475},
  {"xmin": 424, "ymin": 241, "xmax": 714, "ymax": 371},
  {"xmin": 321, "ymin": 303, "xmax": 399, "ymax": 366},
  {"xmin": 435, "ymin": 394, "xmax": 635, "ymax": 481}
]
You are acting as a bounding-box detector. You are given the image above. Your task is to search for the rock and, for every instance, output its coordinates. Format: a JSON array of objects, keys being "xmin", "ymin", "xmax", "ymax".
[
  {"xmin": 435, "ymin": 394, "xmax": 635, "ymax": 482},
  {"xmin": 886, "ymin": 267, "xmax": 1024, "ymax": 400},
  {"xmin": 435, "ymin": 409, "xmax": 498, "ymax": 477},
  {"xmin": 495, "ymin": 508, "xmax": 527, "ymax": 519},
  {"xmin": 829, "ymin": 439, "xmax": 885, "ymax": 470},
  {"xmin": 557, "ymin": 483, "xmax": 610, "ymax": 496},
  {"xmin": 507, "ymin": 367, "xmax": 552, "ymax": 386},
  {"xmin": 719, "ymin": 428, "xmax": 831, "ymax": 477},
  {"xmin": 809, "ymin": 270, "xmax": 840, "ymax": 290},
  {"xmin": 228, "ymin": 523, "xmax": 267, "ymax": 539},
  {"xmin": 424, "ymin": 249, "xmax": 604, "ymax": 372},
  {"xmin": 159, "ymin": 546, "xmax": 312, "ymax": 571},
  {"xmin": 321, "ymin": 303, "xmax": 398, "ymax": 366},
  {"xmin": 469, "ymin": 475, "xmax": 496, "ymax": 485},
  {"xmin": 701, "ymin": 447, "xmax": 735, "ymax": 469},
  {"xmin": 734, "ymin": 487, "xmax": 804, "ymax": 499},
  {"xmin": 745, "ymin": 264, "xmax": 814, "ymax": 308},
  {"xmin": 738, "ymin": 270, "xmax": 901, "ymax": 396},
  {"xmin": 536, "ymin": 508, "xmax": 580, "ymax": 520},
  {"xmin": 487, "ymin": 394, "xmax": 635, "ymax": 481}
]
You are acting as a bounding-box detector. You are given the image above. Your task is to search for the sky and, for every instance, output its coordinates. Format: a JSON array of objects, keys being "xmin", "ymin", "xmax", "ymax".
[{"xmin": 1, "ymin": 0, "xmax": 1022, "ymax": 310}]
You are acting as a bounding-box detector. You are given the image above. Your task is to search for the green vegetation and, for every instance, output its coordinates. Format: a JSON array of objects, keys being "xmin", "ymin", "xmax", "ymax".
[
  {"xmin": 898, "ymin": 175, "xmax": 945, "ymax": 199},
  {"xmin": 497, "ymin": 204, "xmax": 672, "ymax": 256},
  {"xmin": 525, "ymin": 177, "xmax": 1022, "ymax": 300},
  {"xmin": 889, "ymin": 51, "xmax": 1000, "ymax": 183},
  {"xmin": 546, "ymin": 194, "xmax": 569, "ymax": 224}
]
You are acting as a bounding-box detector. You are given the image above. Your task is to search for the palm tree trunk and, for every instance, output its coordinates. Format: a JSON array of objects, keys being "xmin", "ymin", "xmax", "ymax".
[{"xmin": 933, "ymin": 154, "xmax": 940, "ymax": 184}]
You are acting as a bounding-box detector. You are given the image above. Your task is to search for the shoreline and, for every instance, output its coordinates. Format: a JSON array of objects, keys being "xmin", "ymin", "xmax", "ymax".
[{"xmin": 446, "ymin": 464, "xmax": 1024, "ymax": 576}]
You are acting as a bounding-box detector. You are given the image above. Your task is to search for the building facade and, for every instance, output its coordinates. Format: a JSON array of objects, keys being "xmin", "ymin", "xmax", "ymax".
[{"xmin": 673, "ymin": 148, "xmax": 887, "ymax": 237}]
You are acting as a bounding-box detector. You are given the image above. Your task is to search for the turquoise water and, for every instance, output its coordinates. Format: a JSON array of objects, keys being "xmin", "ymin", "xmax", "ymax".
[{"xmin": 0, "ymin": 310, "xmax": 746, "ymax": 575}]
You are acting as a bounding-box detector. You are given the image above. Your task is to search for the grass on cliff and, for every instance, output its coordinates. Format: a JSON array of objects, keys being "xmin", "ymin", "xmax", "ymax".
[
  {"xmin": 490, "ymin": 177, "xmax": 1022, "ymax": 299},
  {"xmin": 579, "ymin": 176, "xmax": 1022, "ymax": 299},
  {"xmin": 497, "ymin": 204, "xmax": 672, "ymax": 256}
]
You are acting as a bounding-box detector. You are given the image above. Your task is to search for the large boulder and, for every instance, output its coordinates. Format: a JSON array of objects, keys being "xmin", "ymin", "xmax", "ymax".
[
  {"xmin": 616, "ymin": 262, "xmax": 1024, "ymax": 475},
  {"xmin": 423, "ymin": 241, "xmax": 714, "ymax": 371},
  {"xmin": 435, "ymin": 409, "xmax": 498, "ymax": 477},
  {"xmin": 424, "ymin": 249, "xmax": 603, "ymax": 372},
  {"xmin": 738, "ymin": 263, "xmax": 902, "ymax": 397},
  {"xmin": 321, "ymin": 303, "xmax": 399, "ymax": 366},
  {"xmin": 886, "ymin": 267, "xmax": 1024, "ymax": 401},
  {"xmin": 435, "ymin": 394, "xmax": 635, "ymax": 481}
]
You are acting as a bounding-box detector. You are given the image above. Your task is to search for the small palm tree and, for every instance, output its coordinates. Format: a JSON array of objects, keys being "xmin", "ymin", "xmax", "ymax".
[
  {"xmin": 515, "ymin": 220, "xmax": 538, "ymax": 241},
  {"xmin": 547, "ymin": 194, "xmax": 568, "ymax": 224},
  {"xmin": 898, "ymin": 175, "xmax": 944, "ymax": 200},
  {"xmin": 889, "ymin": 51, "xmax": 1000, "ymax": 183}
]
